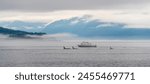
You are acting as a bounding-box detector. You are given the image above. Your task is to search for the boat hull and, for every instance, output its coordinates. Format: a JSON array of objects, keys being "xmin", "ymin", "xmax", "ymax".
[{"xmin": 78, "ymin": 45, "xmax": 97, "ymax": 47}]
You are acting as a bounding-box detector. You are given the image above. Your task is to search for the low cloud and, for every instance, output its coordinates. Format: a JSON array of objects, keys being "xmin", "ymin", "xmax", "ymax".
[
  {"xmin": 0, "ymin": 34, "xmax": 9, "ymax": 39},
  {"xmin": 41, "ymin": 33, "xmax": 78, "ymax": 40}
]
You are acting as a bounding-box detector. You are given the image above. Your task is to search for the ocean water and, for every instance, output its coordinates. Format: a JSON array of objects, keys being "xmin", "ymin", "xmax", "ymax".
[{"xmin": 0, "ymin": 39, "xmax": 150, "ymax": 67}]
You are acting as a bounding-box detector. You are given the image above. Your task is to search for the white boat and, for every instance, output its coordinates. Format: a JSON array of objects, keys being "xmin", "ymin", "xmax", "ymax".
[{"xmin": 78, "ymin": 42, "xmax": 97, "ymax": 47}]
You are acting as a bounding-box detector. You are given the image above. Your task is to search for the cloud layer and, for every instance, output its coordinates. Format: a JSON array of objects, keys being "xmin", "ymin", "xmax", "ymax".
[
  {"xmin": 0, "ymin": 0, "xmax": 150, "ymax": 11},
  {"xmin": 0, "ymin": 10, "xmax": 150, "ymax": 28}
]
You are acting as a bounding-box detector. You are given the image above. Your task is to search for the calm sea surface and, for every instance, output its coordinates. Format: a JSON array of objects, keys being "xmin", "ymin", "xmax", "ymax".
[{"xmin": 0, "ymin": 39, "xmax": 150, "ymax": 67}]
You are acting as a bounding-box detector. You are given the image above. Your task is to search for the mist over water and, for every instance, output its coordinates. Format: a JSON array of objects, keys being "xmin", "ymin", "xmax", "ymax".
[{"xmin": 0, "ymin": 37, "xmax": 150, "ymax": 67}]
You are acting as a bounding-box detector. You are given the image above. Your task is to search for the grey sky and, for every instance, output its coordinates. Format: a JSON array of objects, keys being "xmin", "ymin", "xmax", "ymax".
[
  {"xmin": 0, "ymin": 0, "xmax": 150, "ymax": 28},
  {"xmin": 0, "ymin": 0, "xmax": 150, "ymax": 11}
]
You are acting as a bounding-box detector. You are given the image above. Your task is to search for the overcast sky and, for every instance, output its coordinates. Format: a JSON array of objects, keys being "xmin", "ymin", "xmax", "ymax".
[
  {"xmin": 0, "ymin": 0, "xmax": 150, "ymax": 28},
  {"xmin": 0, "ymin": 0, "xmax": 150, "ymax": 11}
]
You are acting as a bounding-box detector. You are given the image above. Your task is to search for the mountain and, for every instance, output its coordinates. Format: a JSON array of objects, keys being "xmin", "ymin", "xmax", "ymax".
[
  {"xmin": 0, "ymin": 27, "xmax": 46, "ymax": 38},
  {"xmin": 42, "ymin": 16, "xmax": 150, "ymax": 39},
  {"xmin": 0, "ymin": 21, "xmax": 46, "ymax": 32}
]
